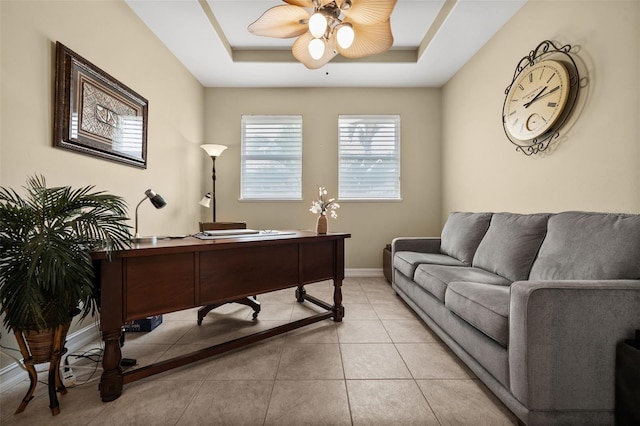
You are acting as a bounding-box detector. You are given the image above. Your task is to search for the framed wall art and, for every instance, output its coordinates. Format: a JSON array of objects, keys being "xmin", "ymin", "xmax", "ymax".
[{"xmin": 53, "ymin": 41, "xmax": 148, "ymax": 168}]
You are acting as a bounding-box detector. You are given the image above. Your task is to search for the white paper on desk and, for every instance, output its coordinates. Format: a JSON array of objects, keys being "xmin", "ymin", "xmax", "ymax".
[
  {"xmin": 203, "ymin": 229, "xmax": 260, "ymax": 236},
  {"xmin": 196, "ymin": 230, "xmax": 296, "ymax": 240}
]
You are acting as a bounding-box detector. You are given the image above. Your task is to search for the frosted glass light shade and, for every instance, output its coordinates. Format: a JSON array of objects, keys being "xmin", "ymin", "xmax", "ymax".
[
  {"xmin": 336, "ymin": 24, "xmax": 354, "ymax": 49},
  {"xmin": 308, "ymin": 13, "xmax": 327, "ymax": 38},
  {"xmin": 199, "ymin": 193, "xmax": 212, "ymax": 208},
  {"xmin": 308, "ymin": 38, "xmax": 325, "ymax": 60},
  {"xmin": 200, "ymin": 144, "xmax": 227, "ymax": 157}
]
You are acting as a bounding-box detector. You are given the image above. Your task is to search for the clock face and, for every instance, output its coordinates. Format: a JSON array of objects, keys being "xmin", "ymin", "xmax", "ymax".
[{"xmin": 503, "ymin": 60, "xmax": 570, "ymax": 141}]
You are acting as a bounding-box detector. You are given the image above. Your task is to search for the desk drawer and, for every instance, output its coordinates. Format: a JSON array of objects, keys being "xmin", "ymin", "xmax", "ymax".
[
  {"xmin": 124, "ymin": 253, "xmax": 195, "ymax": 319},
  {"xmin": 199, "ymin": 244, "xmax": 298, "ymax": 304},
  {"xmin": 300, "ymin": 240, "xmax": 336, "ymax": 283}
]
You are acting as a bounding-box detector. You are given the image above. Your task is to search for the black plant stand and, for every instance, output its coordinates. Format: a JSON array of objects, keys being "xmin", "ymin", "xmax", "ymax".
[{"xmin": 615, "ymin": 330, "xmax": 640, "ymax": 425}]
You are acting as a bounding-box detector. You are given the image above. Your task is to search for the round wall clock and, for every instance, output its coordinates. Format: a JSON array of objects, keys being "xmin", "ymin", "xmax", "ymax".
[
  {"xmin": 504, "ymin": 60, "xmax": 570, "ymax": 141},
  {"xmin": 502, "ymin": 41, "xmax": 581, "ymax": 155}
]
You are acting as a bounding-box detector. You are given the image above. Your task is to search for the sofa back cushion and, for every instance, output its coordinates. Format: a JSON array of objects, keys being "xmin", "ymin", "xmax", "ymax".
[
  {"xmin": 529, "ymin": 211, "xmax": 640, "ymax": 280},
  {"xmin": 440, "ymin": 212, "xmax": 492, "ymax": 265},
  {"xmin": 472, "ymin": 213, "xmax": 550, "ymax": 281}
]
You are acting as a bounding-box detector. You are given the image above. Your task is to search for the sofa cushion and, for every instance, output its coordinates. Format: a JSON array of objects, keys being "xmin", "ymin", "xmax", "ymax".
[
  {"xmin": 394, "ymin": 251, "xmax": 465, "ymax": 278},
  {"xmin": 530, "ymin": 212, "xmax": 640, "ymax": 280},
  {"xmin": 414, "ymin": 264, "xmax": 511, "ymax": 303},
  {"xmin": 445, "ymin": 282, "xmax": 510, "ymax": 347},
  {"xmin": 472, "ymin": 213, "xmax": 550, "ymax": 281},
  {"xmin": 440, "ymin": 212, "xmax": 493, "ymax": 265}
]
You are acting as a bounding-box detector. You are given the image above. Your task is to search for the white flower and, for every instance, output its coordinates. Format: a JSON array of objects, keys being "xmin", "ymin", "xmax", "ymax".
[{"xmin": 309, "ymin": 186, "xmax": 340, "ymax": 219}]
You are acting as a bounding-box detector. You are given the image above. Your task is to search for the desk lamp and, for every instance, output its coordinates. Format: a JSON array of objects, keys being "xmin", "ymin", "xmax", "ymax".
[
  {"xmin": 200, "ymin": 144, "xmax": 227, "ymax": 222},
  {"xmin": 133, "ymin": 189, "xmax": 166, "ymax": 243}
]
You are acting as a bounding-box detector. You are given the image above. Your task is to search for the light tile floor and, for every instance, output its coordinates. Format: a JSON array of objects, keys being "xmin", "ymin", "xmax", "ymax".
[{"xmin": 0, "ymin": 277, "xmax": 518, "ymax": 425}]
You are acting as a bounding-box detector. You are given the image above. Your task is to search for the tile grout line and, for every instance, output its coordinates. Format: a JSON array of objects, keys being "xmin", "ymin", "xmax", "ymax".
[
  {"xmin": 172, "ymin": 380, "xmax": 207, "ymax": 426},
  {"xmin": 261, "ymin": 324, "xmax": 289, "ymax": 426},
  {"xmin": 337, "ymin": 337, "xmax": 355, "ymax": 426},
  {"xmin": 380, "ymin": 306, "xmax": 444, "ymax": 426}
]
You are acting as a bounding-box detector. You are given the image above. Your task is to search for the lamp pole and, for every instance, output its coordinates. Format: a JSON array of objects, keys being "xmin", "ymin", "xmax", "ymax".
[{"xmin": 210, "ymin": 155, "xmax": 217, "ymax": 222}]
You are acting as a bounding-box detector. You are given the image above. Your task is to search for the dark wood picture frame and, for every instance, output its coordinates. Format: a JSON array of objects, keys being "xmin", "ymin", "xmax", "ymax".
[{"xmin": 53, "ymin": 42, "xmax": 148, "ymax": 168}]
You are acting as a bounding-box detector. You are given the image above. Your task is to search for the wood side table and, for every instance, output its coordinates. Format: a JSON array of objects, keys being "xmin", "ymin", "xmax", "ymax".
[{"xmin": 383, "ymin": 244, "xmax": 392, "ymax": 284}]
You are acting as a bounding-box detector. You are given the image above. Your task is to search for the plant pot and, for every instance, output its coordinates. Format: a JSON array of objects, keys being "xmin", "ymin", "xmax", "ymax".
[{"xmin": 23, "ymin": 328, "xmax": 56, "ymax": 362}]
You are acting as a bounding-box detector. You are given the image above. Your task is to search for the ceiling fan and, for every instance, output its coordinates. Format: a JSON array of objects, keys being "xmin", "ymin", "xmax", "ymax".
[{"xmin": 248, "ymin": 0, "xmax": 398, "ymax": 69}]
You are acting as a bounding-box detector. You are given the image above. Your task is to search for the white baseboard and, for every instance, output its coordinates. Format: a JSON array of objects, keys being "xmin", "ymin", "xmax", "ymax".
[
  {"xmin": 0, "ymin": 323, "xmax": 100, "ymax": 392},
  {"xmin": 345, "ymin": 268, "xmax": 384, "ymax": 277}
]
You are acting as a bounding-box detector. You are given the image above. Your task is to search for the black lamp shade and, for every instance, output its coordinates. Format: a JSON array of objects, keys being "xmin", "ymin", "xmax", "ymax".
[{"xmin": 145, "ymin": 189, "xmax": 166, "ymax": 209}]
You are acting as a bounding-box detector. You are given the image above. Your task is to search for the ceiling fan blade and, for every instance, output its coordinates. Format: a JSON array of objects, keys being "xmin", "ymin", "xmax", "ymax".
[
  {"xmin": 284, "ymin": 0, "xmax": 314, "ymax": 7},
  {"xmin": 341, "ymin": 0, "xmax": 397, "ymax": 25},
  {"xmin": 285, "ymin": 0, "xmax": 335, "ymax": 7},
  {"xmin": 248, "ymin": 5, "xmax": 309, "ymax": 38},
  {"xmin": 337, "ymin": 19, "xmax": 393, "ymax": 58},
  {"xmin": 292, "ymin": 32, "xmax": 338, "ymax": 69}
]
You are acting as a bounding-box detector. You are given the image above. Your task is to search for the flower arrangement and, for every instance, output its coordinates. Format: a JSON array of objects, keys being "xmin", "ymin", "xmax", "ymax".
[{"xmin": 310, "ymin": 186, "xmax": 340, "ymax": 219}]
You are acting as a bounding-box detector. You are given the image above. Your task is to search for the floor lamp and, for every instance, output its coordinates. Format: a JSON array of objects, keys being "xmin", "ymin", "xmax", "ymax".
[
  {"xmin": 200, "ymin": 144, "xmax": 227, "ymax": 222},
  {"xmin": 197, "ymin": 144, "xmax": 257, "ymax": 322}
]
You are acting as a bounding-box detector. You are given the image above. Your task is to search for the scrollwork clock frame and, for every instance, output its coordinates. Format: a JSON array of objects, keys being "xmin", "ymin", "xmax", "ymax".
[{"xmin": 502, "ymin": 40, "xmax": 581, "ymax": 156}]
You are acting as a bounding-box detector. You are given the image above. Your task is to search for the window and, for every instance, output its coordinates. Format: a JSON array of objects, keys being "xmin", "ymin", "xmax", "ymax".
[
  {"xmin": 241, "ymin": 115, "xmax": 302, "ymax": 200},
  {"xmin": 338, "ymin": 115, "xmax": 401, "ymax": 200}
]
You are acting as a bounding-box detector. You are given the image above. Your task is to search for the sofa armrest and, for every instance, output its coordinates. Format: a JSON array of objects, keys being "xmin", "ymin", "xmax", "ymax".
[
  {"xmin": 391, "ymin": 237, "xmax": 441, "ymax": 255},
  {"xmin": 509, "ymin": 279, "xmax": 640, "ymax": 412}
]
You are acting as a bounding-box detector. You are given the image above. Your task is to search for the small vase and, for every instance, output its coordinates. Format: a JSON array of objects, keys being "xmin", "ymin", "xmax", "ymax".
[{"xmin": 316, "ymin": 214, "xmax": 328, "ymax": 234}]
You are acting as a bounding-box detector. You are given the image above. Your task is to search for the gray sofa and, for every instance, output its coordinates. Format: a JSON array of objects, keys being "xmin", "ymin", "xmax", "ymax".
[{"xmin": 392, "ymin": 211, "xmax": 640, "ymax": 426}]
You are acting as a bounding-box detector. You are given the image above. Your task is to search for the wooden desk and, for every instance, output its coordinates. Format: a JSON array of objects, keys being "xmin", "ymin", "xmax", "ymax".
[{"xmin": 92, "ymin": 231, "xmax": 350, "ymax": 402}]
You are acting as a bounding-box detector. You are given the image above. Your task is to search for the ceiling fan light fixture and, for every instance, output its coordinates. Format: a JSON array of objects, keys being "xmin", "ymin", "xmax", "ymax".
[
  {"xmin": 338, "ymin": 0, "xmax": 352, "ymax": 11},
  {"xmin": 249, "ymin": 0, "xmax": 397, "ymax": 69},
  {"xmin": 336, "ymin": 23, "xmax": 354, "ymax": 49},
  {"xmin": 308, "ymin": 12, "xmax": 328, "ymax": 38},
  {"xmin": 308, "ymin": 37, "xmax": 326, "ymax": 59}
]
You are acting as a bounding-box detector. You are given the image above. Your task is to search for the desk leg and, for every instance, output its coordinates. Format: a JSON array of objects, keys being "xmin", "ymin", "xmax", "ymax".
[
  {"xmin": 100, "ymin": 328, "xmax": 123, "ymax": 402},
  {"xmin": 295, "ymin": 285, "xmax": 306, "ymax": 302},
  {"xmin": 332, "ymin": 279, "xmax": 344, "ymax": 322}
]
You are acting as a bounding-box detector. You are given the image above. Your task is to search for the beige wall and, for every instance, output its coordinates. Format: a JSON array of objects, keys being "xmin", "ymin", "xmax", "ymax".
[
  {"xmin": 0, "ymin": 0, "xmax": 204, "ymax": 368},
  {"xmin": 442, "ymin": 0, "xmax": 640, "ymax": 217},
  {"xmin": 204, "ymin": 88, "xmax": 442, "ymax": 269}
]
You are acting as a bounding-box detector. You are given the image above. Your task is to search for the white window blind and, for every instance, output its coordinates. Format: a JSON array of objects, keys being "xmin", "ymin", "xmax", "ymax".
[
  {"xmin": 241, "ymin": 115, "xmax": 302, "ymax": 200},
  {"xmin": 338, "ymin": 115, "xmax": 401, "ymax": 200}
]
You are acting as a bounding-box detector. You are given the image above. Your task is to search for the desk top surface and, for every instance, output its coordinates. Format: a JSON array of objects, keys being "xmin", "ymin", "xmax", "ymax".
[{"xmin": 92, "ymin": 230, "xmax": 351, "ymax": 259}]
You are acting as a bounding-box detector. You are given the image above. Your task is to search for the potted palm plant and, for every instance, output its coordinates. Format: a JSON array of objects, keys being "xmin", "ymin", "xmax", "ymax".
[{"xmin": 0, "ymin": 175, "xmax": 130, "ymax": 415}]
